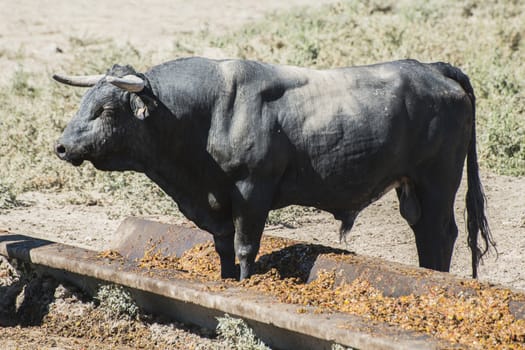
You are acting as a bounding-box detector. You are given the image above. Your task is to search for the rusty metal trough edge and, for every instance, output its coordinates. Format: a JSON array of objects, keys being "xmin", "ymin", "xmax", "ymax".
[{"xmin": 0, "ymin": 229, "xmax": 452, "ymax": 350}]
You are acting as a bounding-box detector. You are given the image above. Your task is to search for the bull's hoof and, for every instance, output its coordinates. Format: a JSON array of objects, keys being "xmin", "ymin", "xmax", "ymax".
[
  {"xmin": 220, "ymin": 265, "xmax": 239, "ymax": 280},
  {"xmin": 239, "ymin": 262, "xmax": 254, "ymax": 281}
]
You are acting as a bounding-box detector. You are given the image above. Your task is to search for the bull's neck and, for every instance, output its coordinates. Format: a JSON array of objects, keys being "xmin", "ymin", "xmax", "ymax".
[
  {"xmin": 147, "ymin": 76, "xmax": 216, "ymax": 149},
  {"xmin": 141, "ymin": 66, "xmax": 222, "ymax": 194}
]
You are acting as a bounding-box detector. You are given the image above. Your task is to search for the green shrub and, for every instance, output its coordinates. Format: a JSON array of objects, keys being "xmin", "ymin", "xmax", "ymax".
[{"xmin": 95, "ymin": 284, "xmax": 139, "ymax": 319}]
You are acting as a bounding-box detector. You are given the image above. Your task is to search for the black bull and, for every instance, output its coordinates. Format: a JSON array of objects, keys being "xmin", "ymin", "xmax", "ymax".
[{"xmin": 53, "ymin": 58, "xmax": 495, "ymax": 280}]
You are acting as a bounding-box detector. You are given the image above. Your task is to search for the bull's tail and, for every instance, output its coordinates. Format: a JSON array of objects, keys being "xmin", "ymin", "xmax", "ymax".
[{"xmin": 431, "ymin": 62, "xmax": 497, "ymax": 278}]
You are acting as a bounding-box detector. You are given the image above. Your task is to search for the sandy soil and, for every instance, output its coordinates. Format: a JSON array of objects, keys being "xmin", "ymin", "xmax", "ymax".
[
  {"xmin": 0, "ymin": 0, "xmax": 335, "ymax": 84},
  {"xmin": 3, "ymin": 172, "xmax": 524, "ymax": 291},
  {"xmin": 0, "ymin": 0, "xmax": 524, "ymax": 348}
]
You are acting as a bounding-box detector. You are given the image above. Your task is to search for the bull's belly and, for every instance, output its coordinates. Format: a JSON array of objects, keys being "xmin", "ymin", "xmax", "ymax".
[
  {"xmin": 272, "ymin": 174, "xmax": 401, "ymax": 212},
  {"xmin": 272, "ymin": 137, "xmax": 405, "ymax": 211}
]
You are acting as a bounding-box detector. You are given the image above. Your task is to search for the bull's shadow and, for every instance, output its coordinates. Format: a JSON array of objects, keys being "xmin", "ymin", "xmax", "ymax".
[
  {"xmin": 0, "ymin": 234, "xmax": 53, "ymax": 262},
  {"xmin": 252, "ymin": 242, "xmax": 352, "ymax": 282}
]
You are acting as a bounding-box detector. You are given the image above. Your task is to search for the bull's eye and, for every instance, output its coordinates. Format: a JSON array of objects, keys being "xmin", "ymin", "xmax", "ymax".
[
  {"xmin": 93, "ymin": 107, "xmax": 104, "ymax": 119},
  {"xmin": 92, "ymin": 106, "xmax": 113, "ymax": 120}
]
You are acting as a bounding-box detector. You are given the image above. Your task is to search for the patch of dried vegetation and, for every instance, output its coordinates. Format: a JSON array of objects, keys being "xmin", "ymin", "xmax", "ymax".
[{"xmin": 135, "ymin": 237, "xmax": 525, "ymax": 349}]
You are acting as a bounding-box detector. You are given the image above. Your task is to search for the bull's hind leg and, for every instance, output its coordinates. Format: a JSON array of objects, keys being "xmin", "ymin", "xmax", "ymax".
[
  {"xmin": 413, "ymin": 202, "xmax": 458, "ymax": 272},
  {"xmin": 400, "ymin": 173, "xmax": 461, "ymax": 272}
]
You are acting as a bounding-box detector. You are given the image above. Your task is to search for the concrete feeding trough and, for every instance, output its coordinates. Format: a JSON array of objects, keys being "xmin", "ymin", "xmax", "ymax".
[{"xmin": 0, "ymin": 217, "xmax": 523, "ymax": 349}]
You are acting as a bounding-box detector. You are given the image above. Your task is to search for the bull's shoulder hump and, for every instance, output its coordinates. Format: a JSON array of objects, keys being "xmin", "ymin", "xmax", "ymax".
[
  {"xmin": 146, "ymin": 57, "xmax": 224, "ymax": 84},
  {"xmin": 145, "ymin": 57, "xmax": 228, "ymax": 98},
  {"xmin": 149, "ymin": 56, "xmax": 221, "ymax": 70}
]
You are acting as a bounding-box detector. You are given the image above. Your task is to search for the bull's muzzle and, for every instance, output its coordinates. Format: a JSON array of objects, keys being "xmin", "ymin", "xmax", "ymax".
[{"xmin": 55, "ymin": 142, "xmax": 84, "ymax": 166}]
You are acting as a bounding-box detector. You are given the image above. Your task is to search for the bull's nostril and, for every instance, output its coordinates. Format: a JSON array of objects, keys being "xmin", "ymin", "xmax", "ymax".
[{"xmin": 56, "ymin": 144, "xmax": 66, "ymax": 156}]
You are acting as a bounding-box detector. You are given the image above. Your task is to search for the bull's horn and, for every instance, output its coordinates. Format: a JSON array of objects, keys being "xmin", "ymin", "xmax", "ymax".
[
  {"xmin": 52, "ymin": 74, "xmax": 105, "ymax": 87},
  {"xmin": 106, "ymin": 75, "xmax": 145, "ymax": 92}
]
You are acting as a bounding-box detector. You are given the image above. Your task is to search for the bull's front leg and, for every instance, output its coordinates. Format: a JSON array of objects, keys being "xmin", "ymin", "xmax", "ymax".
[
  {"xmin": 213, "ymin": 233, "xmax": 236, "ymax": 279},
  {"xmin": 232, "ymin": 178, "xmax": 273, "ymax": 280}
]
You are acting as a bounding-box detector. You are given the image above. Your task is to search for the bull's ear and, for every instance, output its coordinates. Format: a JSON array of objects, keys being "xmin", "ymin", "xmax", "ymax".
[{"xmin": 130, "ymin": 93, "xmax": 157, "ymax": 120}]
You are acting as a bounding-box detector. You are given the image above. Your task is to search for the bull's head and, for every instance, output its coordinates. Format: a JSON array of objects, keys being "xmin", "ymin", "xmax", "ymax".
[{"xmin": 54, "ymin": 65, "xmax": 157, "ymax": 171}]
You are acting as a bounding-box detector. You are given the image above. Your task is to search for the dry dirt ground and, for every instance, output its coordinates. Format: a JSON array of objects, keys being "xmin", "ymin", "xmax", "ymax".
[{"xmin": 0, "ymin": 0, "xmax": 524, "ymax": 348}]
